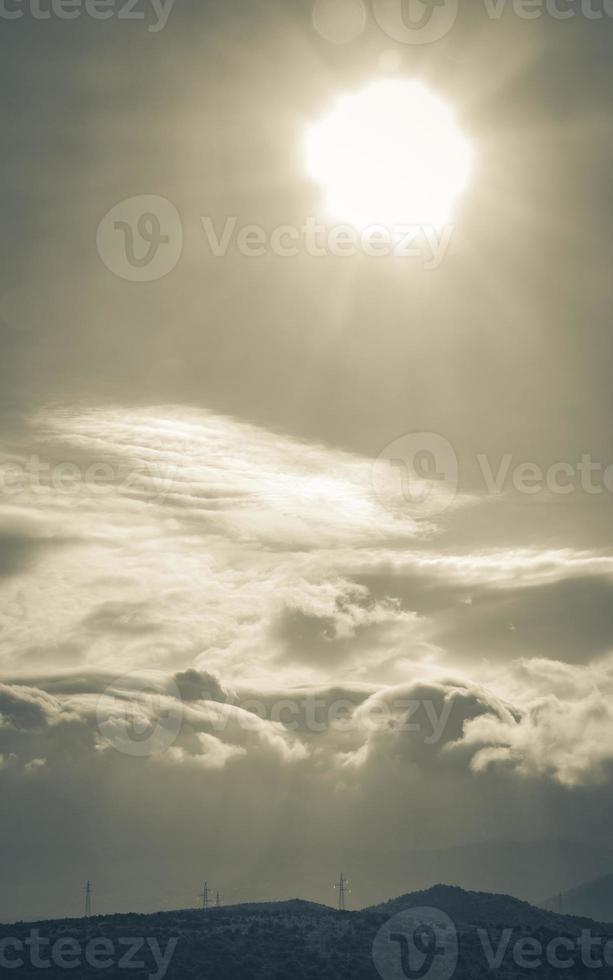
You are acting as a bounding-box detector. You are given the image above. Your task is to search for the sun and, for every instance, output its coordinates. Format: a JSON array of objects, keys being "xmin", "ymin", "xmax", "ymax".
[{"xmin": 304, "ymin": 79, "xmax": 474, "ymax": 230}]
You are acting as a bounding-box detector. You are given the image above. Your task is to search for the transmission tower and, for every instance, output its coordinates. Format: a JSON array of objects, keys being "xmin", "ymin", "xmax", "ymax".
[
  {"xmin": 199, "ymin": 882, "xmax": 211, "ymax": 912},
  {"xmin": 84, "ymin": 881, "xmax": 92, "ymax": 918},
  {"xmin": 215, "ymin": 891, "xmax": 221, "ymax": 909},
  {"xmin": 334, "ymin": 873, "xmax": 349, "ymax": 911}
]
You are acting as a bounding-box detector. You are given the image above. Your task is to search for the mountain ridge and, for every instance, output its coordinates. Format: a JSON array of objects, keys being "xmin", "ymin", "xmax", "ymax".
[
  {"xmin": 543, "ymin": 874, "xmax": 613, "ymax": 924},
  {"xmin": 4, "ymin": 884, "xmax": 613, "ymax": 979},
  {"xmin": 6, "ymin": 883, "xmax": 610, "ymax": 930}
]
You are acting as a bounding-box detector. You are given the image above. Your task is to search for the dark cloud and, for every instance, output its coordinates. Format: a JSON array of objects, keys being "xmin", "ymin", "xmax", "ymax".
[
  {"xmin": 2, "ymin": 669, "xmax": 613, "ymax": 920},
  {"xmin": 0, "ymin": 683, "xmax": 60, "ymax": 731},
  {"xmin": 271, "ymin": 598, "xmax": 408, "ymax": 668},
  {"xmin": 434, "ymin": 575, "xmax": 613, "ymax": 665},
  {"xmin": 173, "ymin": 669, "xmax": 230, "ymax": 703},
  {"xmin": 0, "ymin": 532, "xmax": 62, "ymax": 579}
]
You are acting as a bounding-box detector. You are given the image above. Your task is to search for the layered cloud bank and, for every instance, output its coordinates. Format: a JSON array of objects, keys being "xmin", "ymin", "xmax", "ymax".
[
  {"xmin": 3, "ymin": 662, "xmax": 613, "ymax": 920},
  {"xmin": 4, "ymin": 657, "xmax": 613, "ymax": 791},
  {"xmin": 2, "ymin": 406, "xmax": 613, "ymax": 919}
]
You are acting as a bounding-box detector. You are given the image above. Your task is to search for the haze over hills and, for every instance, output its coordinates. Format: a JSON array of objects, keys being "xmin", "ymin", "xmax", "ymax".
[
  {"xmin": 370, "ymin": 884, "xmax": 606, "ymax": 932},
  {"xmin": 334, "ymin": 840, "xmax": 613, "ymax": 907},
  {"xmin": 6, "ymin": 839, "xmax": 611, "ymax": 923},
  {"xmin": 206, "ymin": 840, "xmax": 613, "ymax": 910},
  {"xmin": 3, "ymin": 885, "xmax": 613, "ymax": 979},
  {"xmin": 543, "ymin": 875, "xmax": 613, "ymax": 924}
]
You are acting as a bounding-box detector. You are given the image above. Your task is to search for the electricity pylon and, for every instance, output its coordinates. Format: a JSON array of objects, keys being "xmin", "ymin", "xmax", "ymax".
[
  {"xmin": 84, "ymin": 881, "xmax": 92, "ymax": 918},
  {"xmin": 334, "ymin": 873, "xmax": 350, "ymax": 911},
  {"xmin": 199, "ymin": 882, "xmax": 211, "ymax": 912}
]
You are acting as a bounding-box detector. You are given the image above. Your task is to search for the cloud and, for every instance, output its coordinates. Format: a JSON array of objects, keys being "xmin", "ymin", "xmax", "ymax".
[
  {"xmin": 3, "ymin": 406, "xmax": 613, "ymax": 918},
  {"xmin": 159, "ymin": 733, "xmax": 247, "ymax": 770},
  {"xmin": 173, "ymin": 669, "xmax": 231, "ymax": 703},
  {"xmin": 462, "ymin": 657, "xmax": 613, "ymax": 787},
  {"xmin": 3, "ymin": 406, "xmax": 613, "ymax": 687},
  {"xmin": 345, "ymin": 550, "xmax": 613, "ymax": 668},
  {"xmin": 2, "ymin": 664, "xmax": 613, "ymax": 919},
  {"xmin": 0, "ymin": 682, "xmax": 67, "ymax": 731},
  {"xmin": 0, "ymin": 405, "xmax": 432, "ymax": 681},
  {"xmin": 4, "ymin": 663, "xmax": 613, "ymax": 791}
]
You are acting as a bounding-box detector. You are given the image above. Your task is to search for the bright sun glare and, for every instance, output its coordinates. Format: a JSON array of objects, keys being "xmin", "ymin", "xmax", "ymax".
[{"xmin": 305, "ymin": 79, "xmax": 474, "ymax": 230}]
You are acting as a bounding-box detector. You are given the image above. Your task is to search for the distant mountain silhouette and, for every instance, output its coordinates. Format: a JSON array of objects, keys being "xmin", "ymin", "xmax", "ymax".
[
  {"xmin": 9, "ymin": 840, "xmax": 610, "ymax": 921},
  {"xmin": 203, "ymin": 839, "xmax": 613, "ymax": 910},
  {"xmin": 4, "ymin": 884, "xmax": 613, "ymax": 978},
  {"xmin": 369, "ymin": 883, "xmax": 603, "ymax": 932},
  {"xmin": 543, "ymin": 874, "xmax": 613, "ymax": 923}
]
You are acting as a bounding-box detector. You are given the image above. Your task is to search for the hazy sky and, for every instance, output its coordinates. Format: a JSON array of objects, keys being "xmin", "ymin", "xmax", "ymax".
[{"xmin": 2, "ymin": 0, "xmax": 613, "ymax": 922}]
